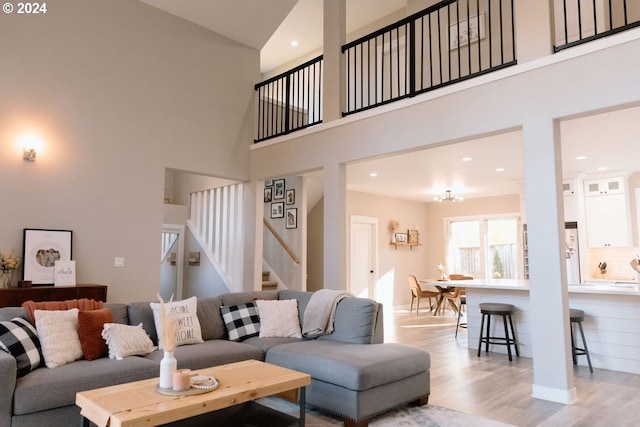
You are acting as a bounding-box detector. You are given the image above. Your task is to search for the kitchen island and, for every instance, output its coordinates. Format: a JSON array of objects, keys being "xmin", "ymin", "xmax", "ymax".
[{"xmin": 424, "ymin": 278, "xmax": 640, "ymax": 374}]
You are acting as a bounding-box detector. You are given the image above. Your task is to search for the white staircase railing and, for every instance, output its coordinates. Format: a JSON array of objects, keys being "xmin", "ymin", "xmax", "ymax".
[
  {"xmin": 161, "ymin": 232, "xmax": 178, "ymax": 262},
  {"xmin": 187, "ymin": 183, "xmax": 243, "ymax": 291}
]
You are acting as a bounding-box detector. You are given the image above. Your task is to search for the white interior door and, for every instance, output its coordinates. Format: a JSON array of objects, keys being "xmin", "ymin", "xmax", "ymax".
[{"xmin": 349, "ymin": 216, "xmax": 378, "ymax": 299}]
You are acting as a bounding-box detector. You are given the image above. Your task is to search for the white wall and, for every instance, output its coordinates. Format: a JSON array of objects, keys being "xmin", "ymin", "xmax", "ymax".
[
  {"xmin": 0, "ymin": 0, "xmax": 258, "ymax": 301},
  {"xmin": 347, "ymin": 191, "xmax": 430, "ymax": 307}
]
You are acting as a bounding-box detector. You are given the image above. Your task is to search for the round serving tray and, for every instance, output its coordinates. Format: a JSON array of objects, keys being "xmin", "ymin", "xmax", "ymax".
[{"xmin": 155, "ymin": 376, "xmax": 220, "ymax": 396}]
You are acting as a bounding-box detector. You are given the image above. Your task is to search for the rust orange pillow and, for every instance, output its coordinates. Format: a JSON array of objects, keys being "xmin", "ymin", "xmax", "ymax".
[
  {"xmin": 22, "ymin": 299, "xmax": 104, "ymax": 325},
  {"xmin": 77, "ymin": 308, "xmax": 114, "ymax": 361}
]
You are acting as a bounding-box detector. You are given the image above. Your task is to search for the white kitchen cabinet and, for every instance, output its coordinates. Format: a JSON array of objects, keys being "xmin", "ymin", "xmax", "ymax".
[
  {"xmin": 563, "ymin": 180, "xmax": 578, "ymax": 222},
  {"xmin": 584, "ymin": 192, "xmax": 633, "ymax": 247},
  {"xmin": 584, "ymin": 177, "xmax": 625, "ymax": 196}
]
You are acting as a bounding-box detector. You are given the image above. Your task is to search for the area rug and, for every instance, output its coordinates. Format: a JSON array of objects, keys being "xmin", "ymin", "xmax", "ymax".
[{"xmin": 257, "ymin": 397, "xmax": 515, "ymax": 427}]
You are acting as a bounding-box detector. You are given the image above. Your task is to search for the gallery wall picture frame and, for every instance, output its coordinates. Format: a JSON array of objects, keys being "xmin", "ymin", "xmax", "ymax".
[
  {"xmin": 265, "ymin": 179, "xmax": 273, "ymax": 187},
  {"xmin": 274, "ymin": 179, "xmax": 285, "ymax": 200},
  {"xmin": 264, "ymin": 187, "xmax": 272, "ymax": 202},
  {"xmin": 407, "ymin": 229, "xmax": 420, "ymax": 245},
  {"xmin": 271, "ymin": 202, "xmax": 284, "ymax": 219},
  {"xmin": 285, "ymin": 208, "xmax": 298, "ymax": 229},
  {"xmin": 286, "ymin": 189, "xmax": 295, "ymax": 205},
  {"xmin": 22, "ymin": 228, "xmax": 73, "ymax": 286}
]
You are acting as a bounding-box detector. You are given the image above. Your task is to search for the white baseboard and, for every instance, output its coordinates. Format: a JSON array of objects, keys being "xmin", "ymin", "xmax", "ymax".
[{"xmin": 531, "ymin": 384, "xmax": 578, "ymax": 404}]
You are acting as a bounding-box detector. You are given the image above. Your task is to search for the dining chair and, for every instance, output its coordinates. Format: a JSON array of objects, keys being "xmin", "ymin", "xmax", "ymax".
[
  {"xmin": 408, "ymin": 275, "xmax": 440, "ymax": 315},
  {"xmin": 444, "ymin": 274, "xmax": 473, "ymax": 337}
]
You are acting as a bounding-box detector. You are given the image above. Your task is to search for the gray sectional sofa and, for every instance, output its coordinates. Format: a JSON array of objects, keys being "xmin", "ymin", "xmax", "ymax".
[{"xmin": 0, "ymin": 290, "xmax": 431, "ymax": 427}]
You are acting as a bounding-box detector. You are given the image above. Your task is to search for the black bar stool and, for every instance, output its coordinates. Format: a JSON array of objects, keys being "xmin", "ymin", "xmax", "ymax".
[
  {"xmin": 455, "ymin": 295, "xmax": 467, "ymax": 338},
  {"xmin": 477, "ymin": 303, "xmax": 519, "ymax": 361},
  {"xmin": 570, "ymin": 308, "xmax": 593, "ymax": 373}
]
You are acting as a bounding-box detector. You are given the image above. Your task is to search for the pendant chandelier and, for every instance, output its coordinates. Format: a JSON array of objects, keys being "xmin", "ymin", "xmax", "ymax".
[{"xmin": 434, "ymin": 190, "xmax": 464, "ymax": 202}]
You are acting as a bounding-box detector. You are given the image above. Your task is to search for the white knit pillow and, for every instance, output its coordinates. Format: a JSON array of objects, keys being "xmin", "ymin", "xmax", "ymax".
[
  {"xmin": 150, "ymin": 297, "xmax": 204, "ymax": 349},
  {"xmin": 35, "ymin": 308, "xmax": 83, "ymax": 368},
  {"xmin": 256, "ymin": 299, "xmax": 301, "ymax": 339},
  {"xmin": 101, "ymin": 323, "xmax": 154, "ymax": 360}
]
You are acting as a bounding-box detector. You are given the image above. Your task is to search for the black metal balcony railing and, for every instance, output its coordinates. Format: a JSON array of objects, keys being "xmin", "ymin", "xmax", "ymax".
[
  {"xmin": 254, "ymin": 55, "xmax": 323, "ymax": 143},
  {"xmin": 253, "ymin": 0, "xmax": 639, "ymax": 142},
  {"xmin": 554, "ymin": 0, "xmax": 640, "ymax": 51},
  {"xmin": 343, "ymin": 0, "xmax": 516, "ymax": 116}
]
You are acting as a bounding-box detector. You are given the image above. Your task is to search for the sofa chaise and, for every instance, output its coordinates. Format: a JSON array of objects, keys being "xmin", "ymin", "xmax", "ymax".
[{"xmin": 0, "ymin": 290, "xmax": 431, "ymax": 427}]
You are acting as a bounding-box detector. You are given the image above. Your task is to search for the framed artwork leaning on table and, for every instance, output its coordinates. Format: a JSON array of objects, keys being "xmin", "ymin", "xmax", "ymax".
[{"xmin": 22, "ymin": 228, "xmax": 73, "ymax": 286}]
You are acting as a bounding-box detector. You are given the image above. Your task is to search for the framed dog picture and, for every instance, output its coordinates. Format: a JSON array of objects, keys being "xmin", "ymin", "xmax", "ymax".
[
  {"xmin": 22, "ymin": 228, "xmax": 73, "ymax": 286},
  {"xmin": 285, "ymin": 208, "xmax": 297, "ymax": 229}
]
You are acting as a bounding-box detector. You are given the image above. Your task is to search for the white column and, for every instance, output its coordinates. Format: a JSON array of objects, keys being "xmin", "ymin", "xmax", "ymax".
[
  {"xmin": 523, "ymin": 117, "xmax": 576, "ymax": 404},
  {"xmin": 323, "ymin": 0, "xmax": 346, "ymax": 123},
  {"xmin": 247, "ymin": 180, "xmax": 262, "ymax": 292},
  {"xmin": 323, "ymin": 162, "xmax": 346, "ymax": 290}
]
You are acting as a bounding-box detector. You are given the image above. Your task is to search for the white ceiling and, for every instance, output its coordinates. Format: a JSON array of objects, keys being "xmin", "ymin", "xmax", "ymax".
[
  {"xmin": 346, "ymin": 106, "xmax": 640, "ymax": 202},
  {"xmin": 138, "ymin": 1, "xmax": 640, "ymax": 203},
  {"xmin": 260, "ymin": 0, "xmax": 407, "ymax": 72},
  {"xmin": 139, "ymin": 0, "xmax": 298, "ymax": 50}
]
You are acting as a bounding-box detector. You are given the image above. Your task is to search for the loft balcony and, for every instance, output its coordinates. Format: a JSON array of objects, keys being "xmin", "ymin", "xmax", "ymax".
[{"xmin": 254, "ymin": 0, "xmax": 640, "ymax": 143}]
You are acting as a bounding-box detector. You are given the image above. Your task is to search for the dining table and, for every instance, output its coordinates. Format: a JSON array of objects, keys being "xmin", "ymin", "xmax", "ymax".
[{"xmin": 419, "ymin": 279, "xmax": 457, "ymax": 316}]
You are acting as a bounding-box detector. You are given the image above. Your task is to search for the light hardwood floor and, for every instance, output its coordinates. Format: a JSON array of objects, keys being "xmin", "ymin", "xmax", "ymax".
[{"xmin": 385, "ymin": 305, "xmax": 640, "ymax": 427}]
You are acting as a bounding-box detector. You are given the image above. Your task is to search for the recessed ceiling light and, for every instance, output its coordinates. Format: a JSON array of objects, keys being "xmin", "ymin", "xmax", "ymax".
[
  {"xmin": 290, "ymin": 40, "xmax": 299, "ymax": 47},
  {"xmin": 461, "ymin": 157, "xmax": 472, "ymax": 162},
  {"xmin": 597, "ymin": 166, "xmax": 607, "ymax": 171},
  {"xmin": 576, "ymin": 155, "xmax": 587, "ymax": 160},
  {"xmin": 495, "ymin": 167, "xmax": 505, "ymax": 172},
  {"xmin": 369, "ymin": 172, "xmax": 378, "ymax": 177}
]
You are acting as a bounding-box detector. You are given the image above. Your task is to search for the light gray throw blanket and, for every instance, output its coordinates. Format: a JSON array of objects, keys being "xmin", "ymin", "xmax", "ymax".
[{"xmin": 302, "ymin": 289, "xmax": 352, "ymax": 338}]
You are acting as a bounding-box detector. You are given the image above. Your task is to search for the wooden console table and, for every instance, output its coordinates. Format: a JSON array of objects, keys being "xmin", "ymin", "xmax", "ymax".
[{"xmin": 0, "ymin": 284, "xmax": 108, "ymax": 308}]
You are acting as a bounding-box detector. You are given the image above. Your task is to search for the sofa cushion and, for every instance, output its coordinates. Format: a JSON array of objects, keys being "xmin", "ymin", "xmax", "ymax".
[
  {"xmin": 144, "ymin": 339, "xmax": 264, "ymax": 370},
  {"xmin": 256, "ymin": 299, "xmax": 301, "ymax": 339},
  {"xmin": 218, "ymin": 291, "xmax": 278, "ymax": 306},
  {"xmin": 35, "ymin": 308, "xmax": 84, "ymax": 368},
  {"xmin": 104, "ymin": 302, "xmax": 129, "ymax": 324},
  {"xmin": 127, "ymin": 302, "xmax": 158, "ymax": 345},
  {"xmin": 102, "ymin": 323, "xmax": 155, "ymax": 360},
  {"xmin": 242, "ymin": 336, "xmax": 303, "ymax": 353},
  {"xmin": 220, "ymin": 302, "xmax": 260, "ymax": 342},
  {"xmin": 265, "ymin": 340, "xmax": 430, "ymax": 391},
  {"xmin": 278, "ymin": 290, "xmax": 313, "ymax": 326},
  {"xmin": 0, "ymin": 307, "xmax": 28, "ymax": 322},
  {"xmin": 150, "ymin": 297, "xmax": 204, "ymax": 349},
  {"xmin": 0, "ymin": 317, "xmax": 42, "ymax": 377},
  {"xmin": 13, "ymin": 356, "xmax": 160, "ymax": 415},
  {"xmin": 22, "ymin": 299, "xmax": 103, "ymax": 325},
  {"xmin": 197, "ymin": 298, "xmax": 226, "ymax": 340},
  {"xmin": 77, "ymin": 308, "xmax": 113, "ymax": 361},
  {"xmin": 317, "ymin": 297, "xmax": 379, "ymax": 344}
]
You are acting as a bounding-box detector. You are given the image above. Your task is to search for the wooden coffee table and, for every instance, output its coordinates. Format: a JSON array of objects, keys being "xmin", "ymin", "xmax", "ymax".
[{"xmin": 76, "ymin": 359, "xmax": 311, "ymax": 427}]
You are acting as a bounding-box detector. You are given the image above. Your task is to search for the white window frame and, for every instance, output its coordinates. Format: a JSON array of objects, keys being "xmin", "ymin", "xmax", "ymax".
[{"xmin": 444, "ymin": 213, "xmax": 523, "ymax": 279}]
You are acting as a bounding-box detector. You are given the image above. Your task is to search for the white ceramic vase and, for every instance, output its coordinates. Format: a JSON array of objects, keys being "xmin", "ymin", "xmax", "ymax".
[{"xmin": 159, "ymin": 350, "xmax": 177, "ymax": 389}]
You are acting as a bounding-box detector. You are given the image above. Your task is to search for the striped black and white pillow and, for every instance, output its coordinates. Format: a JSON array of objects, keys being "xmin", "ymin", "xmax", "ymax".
[
  {"xmin": 220, "ymin": 302, "xmax": 260, "ymax": 342},
  {"xmin": 0, "ymin": 317, "xmax": 42, "ymax": 377}
]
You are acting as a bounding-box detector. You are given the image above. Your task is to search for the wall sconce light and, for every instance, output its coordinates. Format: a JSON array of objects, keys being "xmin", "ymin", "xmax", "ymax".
[
  {"xmin": 20, "ymin": 135, "xmax": 41, "ymax": 161},
  {"xmin": 167, "ymin": 252, "xmax": 176, "ymax": 266},
  {"xmin": 188, "ymin": 252, "xmax": 200, "ymax": 266},
  {"xmin": 23, "ymin": 148, "xmax": 37, "ymax": 161}
]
